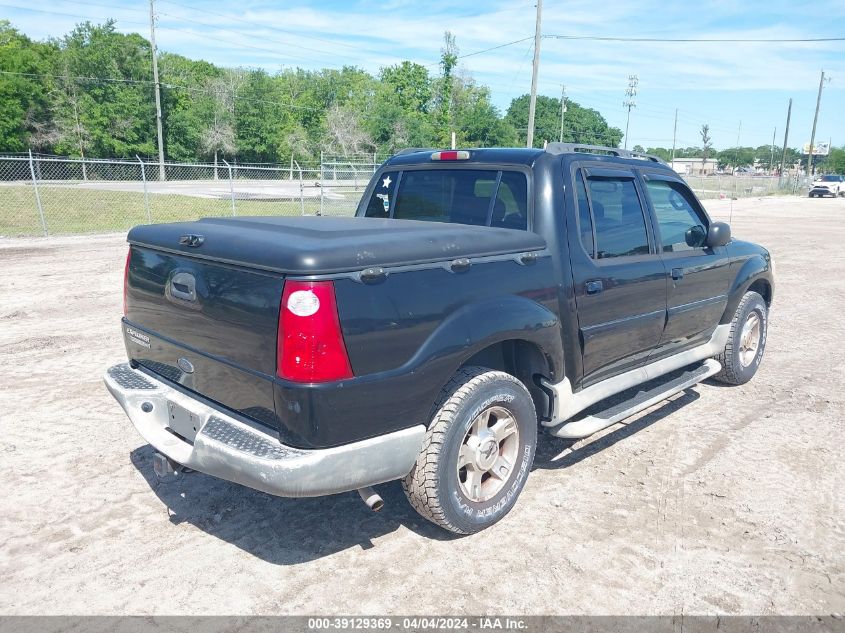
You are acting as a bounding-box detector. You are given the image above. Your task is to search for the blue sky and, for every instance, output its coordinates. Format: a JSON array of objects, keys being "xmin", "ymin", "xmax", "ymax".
[{"xmin": 3, "ymin": 0, "xmax": 844, "ymax": 150}]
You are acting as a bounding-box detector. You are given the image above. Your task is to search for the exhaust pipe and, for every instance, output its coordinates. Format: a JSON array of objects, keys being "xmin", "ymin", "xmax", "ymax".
[{"xmin": 357, "ymin": 487, "xmax": 384, "ymax": 512}]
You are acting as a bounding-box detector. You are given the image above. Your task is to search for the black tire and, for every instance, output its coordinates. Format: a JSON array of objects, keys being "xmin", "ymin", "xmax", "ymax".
[
  {"xmin": 808, "ymin": 193, "xmax": 815, "ymax": 198},
  {"xmin": 713, "ymin": 291, "xmax": 768, "ymax": 385},
  {"xmin": 402, "ymin": 366, "xmax": 537, "ymax": 534}
]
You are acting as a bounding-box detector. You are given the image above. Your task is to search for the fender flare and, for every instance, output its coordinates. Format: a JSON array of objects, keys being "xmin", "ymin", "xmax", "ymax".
[
  {"xmin": 407, "ymin": 294, "xmax": 564, "ymax": 381},
  {"xmin": 721, "ymin": 255, "xmax": 773, "ymax": 323}
]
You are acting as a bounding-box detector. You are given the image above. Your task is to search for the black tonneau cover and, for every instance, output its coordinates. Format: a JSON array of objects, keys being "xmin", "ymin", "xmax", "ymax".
[{"xmin": 127, "ymin": 216, "xmax": 546, "ymax": 276}]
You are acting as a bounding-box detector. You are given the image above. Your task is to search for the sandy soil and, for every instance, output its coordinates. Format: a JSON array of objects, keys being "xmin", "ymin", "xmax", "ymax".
[{"xmin": 0, "ymin": 196, "xmax": 843, "ymax": 615}]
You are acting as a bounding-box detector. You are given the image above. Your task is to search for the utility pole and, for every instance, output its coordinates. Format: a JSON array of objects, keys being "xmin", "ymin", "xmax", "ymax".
[
  {"xmin": 671, "ymin": 108, "xmax": 678, "ymax": 165},
  {"xmin": 526, "ymin": 0, "xmax": 543, "ymax": 148},
  {"xmin": 149, "ymin": 0, "xmax": 166, "ymax": 181},
  {"xmin": 559, "ymin": 84, "xmax": 567, "ymax": 142},
  {"xmin": 807, "ymin": 70, "xmax": 829, "ymax": 176},
  {"xmin": 780, "ymin": 98, "xmax": 792, "ymax": 177},
  {"xmin": 623, "ymin": 75, "xmax": 638, "ymax": 150},
  {"xmin": 770, "ymin": 127, "xmax": 776, "ymax": 174}
]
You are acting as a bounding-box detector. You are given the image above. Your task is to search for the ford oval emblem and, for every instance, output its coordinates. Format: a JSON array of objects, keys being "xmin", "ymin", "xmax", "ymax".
[{"xmin": 177, "ymin": 357, "xmax": 195, "ymax": 374}]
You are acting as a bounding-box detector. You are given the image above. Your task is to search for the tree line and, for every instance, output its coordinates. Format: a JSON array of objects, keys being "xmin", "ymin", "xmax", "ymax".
[
  {"xmin": 636, "ymin": 122, "xmax": 844, "ymax": 173},
  {"xmin": 3, "ymin": 19, "xmax": 842, "ymax": 173},
  {"xmin": 636, "ymin": 144, "xmax": 844, "ymax": 173},
  {"xmin": 0, "ymin": 21, "xmax": 623, "ymax": 166}
]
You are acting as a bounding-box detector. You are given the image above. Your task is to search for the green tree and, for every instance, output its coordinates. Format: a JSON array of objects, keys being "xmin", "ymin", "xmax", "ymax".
[
  {"xmin": 717, "ymin": 146, "xmax": 756, "ymax": 170},
  {"xmin": 700, "ymin": 124, "xmax": 712, "ymax": 166},
  {"xmin": 0, "ymin": 21, "xmax": 58, "ymax": 152},
  {"xmin": 380, "ymin": 62, "xmax": 432, "ymax": 115},
  {"xmin": 827, "ymin": 147, "xmax": 845, "ymax": 174},
  {"xmin": 450, "ymin": 76, "xmax": 516, "ymax": 147},
  {"xmin": 505, "ymin": 94, "xmax": 623, "ymax": 148},
  {"xmin": 53, "ymin": 21, "xmax": 156, "ymax": 158},
  {"xmin": 645, "ymin": 147, "xmax": 672, "ymax": 161},
  {"xmin": 434, "ymin": 31, "xmax": 458, "ymax": 146},
  {"xmin": 365, "ymin": 61, "xmax": 437, "ymax": 152},
  {"xmin": 159, "ymin": 53, "xmax": 221, "ymax": 161}
]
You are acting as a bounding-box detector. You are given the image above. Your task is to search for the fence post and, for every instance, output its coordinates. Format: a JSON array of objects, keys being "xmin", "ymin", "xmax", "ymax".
[
  {"xmin": 222, "ymin": 159, "xmax": 236, "ymax": 216},
  {"xmin": 319, "ymin": 161, "xmax": 324, "ymax": 216},
  {"xmin": 294, "ymin": 160, "xmax": 305, "ymax": 216},
  {"xmin": 137, "ymin": 155, "xmax": 151, "ymax": 223},
  {"xmin": 28, "ymin": 150, "xmax": 48, "ymax": 236}
]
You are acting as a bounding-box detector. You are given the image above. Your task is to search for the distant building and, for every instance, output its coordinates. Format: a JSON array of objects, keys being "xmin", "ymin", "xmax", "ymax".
[{"xmin": 671, "ymin": 158, "xmax": 718, "ymax": 176}]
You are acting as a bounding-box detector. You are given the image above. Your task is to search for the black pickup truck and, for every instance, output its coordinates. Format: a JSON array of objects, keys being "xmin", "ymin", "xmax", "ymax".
[{"xmin": 105, "ymin": 144, "xmax": 774, "ymax": 534}]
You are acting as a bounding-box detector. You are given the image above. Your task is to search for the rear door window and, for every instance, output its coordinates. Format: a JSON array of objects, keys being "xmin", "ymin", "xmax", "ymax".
[
  {"xmin": 364, "ymin": 169, "xmax": 528, "ymax": 229},
  {"xmin": 574, "ymin": 171, "xmax": 595, "ymax": 256}
]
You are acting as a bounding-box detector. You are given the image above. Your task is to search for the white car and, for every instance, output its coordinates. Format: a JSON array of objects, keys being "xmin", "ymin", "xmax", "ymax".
[{"xmin": 809, "ymin": 174, "xmax": 845, "ymax": 198}]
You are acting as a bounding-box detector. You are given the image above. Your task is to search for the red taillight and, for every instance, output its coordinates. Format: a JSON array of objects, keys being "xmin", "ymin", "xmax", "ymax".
[
  {"xmin": 277, "ymin": 280, "xmax": 353, "ymax": 383},
  {"xmin": 123, "ymin": 248, "xmax": 131, "ymax": 316}
]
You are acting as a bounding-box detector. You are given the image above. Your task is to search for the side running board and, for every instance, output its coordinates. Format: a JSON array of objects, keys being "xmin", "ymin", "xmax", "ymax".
[{"xmin": 549, "ymin": 359, "xmax": 721, "ymax": 440}]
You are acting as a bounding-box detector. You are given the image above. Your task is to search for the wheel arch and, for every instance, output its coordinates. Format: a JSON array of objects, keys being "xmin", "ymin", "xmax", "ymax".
[
  {"xmin": 458, "ymin": 339, "xmax": 554, "ymax": 422},
  {"xmin": 721, "ymin": 255, "xmax": 774, "ymax": 323}
]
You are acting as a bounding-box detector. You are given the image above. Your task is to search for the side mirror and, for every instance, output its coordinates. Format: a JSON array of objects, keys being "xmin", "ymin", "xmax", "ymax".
[
  {"xmin": 707, "ymin": 221, "xmax": 731, "ymax": 248},
  {"xmin": 685, "ymin": 224, "xmax": 707, "ymax": 247}
]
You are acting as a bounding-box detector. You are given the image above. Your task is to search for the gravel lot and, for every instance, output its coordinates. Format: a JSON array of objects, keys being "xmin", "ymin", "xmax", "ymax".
[{"xmin": 0, "ymin": 195, "xmax": 843, "ymax": 615}]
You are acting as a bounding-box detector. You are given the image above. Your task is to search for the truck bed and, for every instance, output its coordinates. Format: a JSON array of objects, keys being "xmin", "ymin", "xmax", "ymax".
[{"xmin": 127, "ymin": 215, "xmax": 546, "ymax": 276}]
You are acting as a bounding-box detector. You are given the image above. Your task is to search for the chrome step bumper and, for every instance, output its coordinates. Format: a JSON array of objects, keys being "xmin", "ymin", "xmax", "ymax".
[{"xmin": 104, "ymin": 363, "xmax": 425, "ymax": 498}]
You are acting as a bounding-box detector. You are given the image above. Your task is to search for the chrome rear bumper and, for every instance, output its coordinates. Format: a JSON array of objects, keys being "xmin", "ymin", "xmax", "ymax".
[{"xmin": 104, "ymin": 363, "xmax": 425, "ymax": 498}]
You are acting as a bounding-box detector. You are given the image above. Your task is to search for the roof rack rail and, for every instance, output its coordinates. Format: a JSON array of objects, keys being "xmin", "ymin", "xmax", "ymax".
[
  {"xmin": 545, "ymin": 142, "xmax": 666, "ymax": 164},
  {"xmin": 394, "ymin": 147, "xmax": 437, "ymax": 156}
]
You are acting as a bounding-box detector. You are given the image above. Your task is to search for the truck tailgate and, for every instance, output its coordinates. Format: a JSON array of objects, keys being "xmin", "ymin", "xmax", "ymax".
[{"xmin": 124, "ymin": 245, "xmax": 283, "ymax": 430}]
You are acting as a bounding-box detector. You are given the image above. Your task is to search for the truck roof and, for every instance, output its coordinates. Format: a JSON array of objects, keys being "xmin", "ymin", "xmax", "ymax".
[
  {"xmin": 385, "ymin": 147, "xmax": 544, "ymax": 167},
  {"xmin": 383, "ymin": 145, "xmax": 674, "ymax": 173}
]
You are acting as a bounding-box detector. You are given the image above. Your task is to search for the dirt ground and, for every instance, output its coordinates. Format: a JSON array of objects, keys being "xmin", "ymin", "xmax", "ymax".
[{"xmin": 0, "ymin": 195, "xmax": 843, "ymax": 616}]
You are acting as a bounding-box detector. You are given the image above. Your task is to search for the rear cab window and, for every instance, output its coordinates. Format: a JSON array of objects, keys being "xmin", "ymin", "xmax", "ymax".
[{"xmin": 363, "ymin": 169, "xmax": 528, "ymax": 230}]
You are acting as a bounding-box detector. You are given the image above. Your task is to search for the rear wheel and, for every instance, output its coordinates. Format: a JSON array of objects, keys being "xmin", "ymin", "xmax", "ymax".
[
  {"xmin": 402, "ymin": 367, "xmax": 537, "ymax": 534},
  {"xmin": 713, "ymin": 291, "xmax": 768, "ymax": 385}
]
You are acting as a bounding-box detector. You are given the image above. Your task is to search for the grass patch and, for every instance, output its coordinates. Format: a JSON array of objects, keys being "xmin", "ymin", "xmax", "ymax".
[{"xmin": 0, "ymin": 185, "xmax": 338, "ymax": 236}]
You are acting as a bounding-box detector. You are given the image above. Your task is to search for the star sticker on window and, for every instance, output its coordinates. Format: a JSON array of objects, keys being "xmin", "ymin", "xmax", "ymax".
[{"xmin": 382, "ymin": 175, "xmax": 392, "ymax": 189}]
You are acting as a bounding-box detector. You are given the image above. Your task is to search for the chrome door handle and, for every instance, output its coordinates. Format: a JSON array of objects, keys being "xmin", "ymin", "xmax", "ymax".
[{"xmin": 585, "ymin": 280, "xmax": 603, "ymax": 295}]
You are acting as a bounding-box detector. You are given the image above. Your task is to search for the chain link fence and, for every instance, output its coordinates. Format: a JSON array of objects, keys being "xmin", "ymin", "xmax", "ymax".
[
  {"xmin": 1, "ymin": 152, "xmax": 809, "ymax": 237},
  {"xmin": 683, "ymin": 173, "xmax": 805, "ymax": 200},
  {"xmin": 0, "ymin": 153, "xmax": 380, "ymax": 236}
]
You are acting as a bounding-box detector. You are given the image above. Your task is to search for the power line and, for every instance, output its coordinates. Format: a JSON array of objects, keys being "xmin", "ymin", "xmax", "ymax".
[
  {"xmin": 147, "ymin": 23, "xmax": 345, "ymax": 68},
  {"xmin": 158, "ymin": 0, "xmax": 371, "ymax": 52},
  {"xmin": 155, "ymin": 10, "xmax": 352, "ymax": 65},
  {"xmin": 460, "ymin": 36, "xmax": 536, "ymax": 59},
  {"xmin": 0, "ymin": 70, "xmax": 326, "ymax": 112},
  {"xmin": 0, "ymin": 3, "xmax": 149, "ymax": 28},
  {"xmin": 545, "ymin": 34, "xmax": 845, "ymax": 43},
  {"xmin": 0, "ymin": 3, "xmax": 345, "ymax": 69},
  {"xmin": 424, "ymin": 36, "xmax": 534, "ymax": 68}
]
